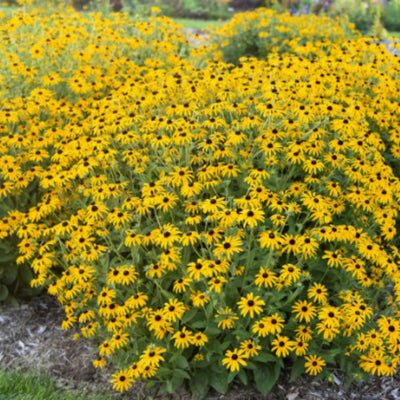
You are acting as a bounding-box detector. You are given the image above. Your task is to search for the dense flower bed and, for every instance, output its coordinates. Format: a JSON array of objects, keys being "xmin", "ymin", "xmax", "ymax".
[
  {"xmin": 208, "ymin": 8, "xmax": 358, "ymax": 63},
  {"xmin": 1, "ymin": 4, "xmax": 400, "ymax": 398}
]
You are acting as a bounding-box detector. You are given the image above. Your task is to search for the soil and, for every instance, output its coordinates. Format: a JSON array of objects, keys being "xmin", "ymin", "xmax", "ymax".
[{"xmin": 1, "ymin": 295, "xmax": 400, "ymax": 400}]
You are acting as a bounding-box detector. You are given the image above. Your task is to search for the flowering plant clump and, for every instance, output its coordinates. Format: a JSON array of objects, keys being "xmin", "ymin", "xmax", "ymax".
[
  {"xmin": 1, "ymin": 4, "xmax": 400, "ymax": 399},
  {"xmin": 209, "ymin": 8, "xmax": 358, "ymax": 63},
  {"xmin": 0, "ymin": 4, "xmax": 193, "ymax": 304}
]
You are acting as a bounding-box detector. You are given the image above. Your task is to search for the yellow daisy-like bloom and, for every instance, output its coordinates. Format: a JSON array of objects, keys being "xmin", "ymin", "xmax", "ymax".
[
  {"xmin": 239, "ymin": 208, "xmax": 265, "ymax": 228},
  {"xmin": 215, "ymin": 307, "xmax": 239, "ymax": 330},
  {"xmin": 139, "ymin": 346, "xmax": 166, "ymax": 367},
  {"xmin": 111, "ymin": 369, "xmax": 135, "ymax": 392},
  {"xmin": 271, "ymin": 335, "xmax": 295, "ymax": 358},
  {"xmin": 208, "ymin": 275, "xmax": 227, "ymax": 293},
  {"xmin": 254, "ymin": 267, "xmax": 278, "ymax": 288},
  {"xmin": 292, "ymin": 300, "xmax": 317, "ymax": 323},
  {"xmin": 279, "ymin": 263, "xmax": 302, "ymax": 286},
  {"xmin": 222, "ymin": 349, "xmax": 247, "ymax": 372},
  {"xmin": 213, "ymin": 235, "xmax": 243, "ymax": 260},
  {"xmin": 307, "ymin": 283, "xmax": 328, "ymax": 304},
  {"xmin": 93, "ymin": 355, "xmax": 107, "ymax": 369},
  {"xmin": 172, "ymin": 326, "xmax": 194, "ymax": 349},
  {"xmin": 237, "ymin": 292, "xmax": 265, "ymax": 318},
  {"xmin": 258, "ymin": 230, "xmax": 282, "ymax": 250},
  {"xmin": 192, "ymin": 332, "xmax": 208, "ymax": 347},
  {"xmin": 294, "ymin": 338, "xmax": 309, "ymax": 356},
  {"xmin": 240, "ymin": 339, "xmax": 261, "ymax": 358},
  {"xmin": 305, "ymin": 355, "xmax": 326, "ymax": 376},
  {"xmin": 163, "ymin": 298, "xmax": 186, "ymax": 322}
]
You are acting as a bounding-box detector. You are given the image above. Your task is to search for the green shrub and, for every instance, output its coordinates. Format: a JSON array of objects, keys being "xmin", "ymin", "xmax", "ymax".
[
  {"xmin": 208, "ymin": 8, "xmax": 357, "ymax": 64},
  {"xmin": 153, "ymin": 0, "xmax": 232, "ymax": 20},
  {"xmin": 382, "ymin": 1, "xmax": 400, "ymax": 32}
]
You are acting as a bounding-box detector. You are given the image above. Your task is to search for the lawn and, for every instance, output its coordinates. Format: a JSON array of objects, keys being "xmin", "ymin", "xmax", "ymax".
[
  {"xmin": 0, "ymin": 369, "xmax": 116, "ymax": 400},
  {"xmin": 172, "ymin": 17, "xmax": 225, "ymax": 30}
]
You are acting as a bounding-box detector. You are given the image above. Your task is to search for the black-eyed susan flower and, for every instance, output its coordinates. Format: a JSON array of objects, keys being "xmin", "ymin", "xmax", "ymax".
[
  {"xmin": 214, "ymin": 235, "xmax": 243, "ymax": 260},
  {"xmin": 304, "ymin": 355, "xmax": 326, "ymax": 376},
  {"xmin": 240, "ymin": 339, "xmax": 261, "ymax": 358},
  {"xmin": 280, "ymin": 234, "xmax": 302, "ymax": 255},
  {"xmin": 307, "ymin": 283, "xmax": 328, "ymax": 304},
  {"xmin": 293, "ymin": 338, "xmax": 309, "ymax": 356},
  {"xmin": 258, "ymin": 230, "xmax": 282, "ymax": 250},
  {"xmin": 239, "ymin": 208, "xmax": 265, "ymax": 228},
  {"xmin": 279, "ymin": 264, "xmax": 301, "ymax": 285},
  {"xmin": 215, "ymin": 307, "xmax": 239, "ymax": 330},
  {"xmin": 172, "ymin": 326, "xmax": 194, "ymax": 349},
  {"xmin": 292, "ymin": 300, "xmax": 317, "ymax": 323},
  {"xmin": 172, "ymin": 277, "xmax": 193, "ymax": 294},
  {"xmin": 93, "ymin": 355, "xmax": 107, "ymax": 369},
  {"xmin": 359, "ymin": 352, "xmax": 390, "ymax": 376},
  {"xmin": 252, "ymin": 317, "xmax": 271, "ymax": 337},
  {"xmin": 222, "ymin": 349, "xmax": 247, "ymax": 372},
  {"xmin": 190, "ymin": 290, "xmax": 210, "ymax": 307},
  {"xmin": 192, "ymin": 332, "xmax": 208, "ymax": 347},
  {"xmin": 295, "ymin": 325, "xmax": 313, "ymax": 342},
  {"xmin": 271, "ymin": 335, "xmax": 295, "ymax": 358},
  {"xmin": 140, "ymin": 346, "xmax": 166, "ymax": 367},
  {"xmin": 237, "ymin": 292, "xmax": 265, "ymax": 318},
  {"xmin": 110, "ymin": 330, "xmax": 129, "ymax": 350},
  {"xmin": 181, "ymin": 230, "xmax": 201, "ymax": 246},
  {"xmin": 208, "ymin": 276, "xmax": 227, "ymax": 293},
  {"xmin": 163, "ymin": 298, "xmax": 186, "ymax": 322},
  {"xmin": 254, "ymin": 267, "xmax": 278, "ymax": 288},
  {"xmin": 153, "ymin": 223, "xmax": 181, "ymax": 249}
]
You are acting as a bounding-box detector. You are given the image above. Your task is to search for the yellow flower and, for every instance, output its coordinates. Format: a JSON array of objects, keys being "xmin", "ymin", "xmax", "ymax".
[
  {"xmin": 111, "ymin": 369, "xmax": 135, "ymax": 392},
  {"xmin": 237, "ymin": 292, "xmax": 265, "ymax": 318},
  {"xmin": 172, "ymin": 326, "xmax": 194, "ymax": 349},
  {"xmin": 305, "ymin": 355, "xmax": 326, "ymax": 375},
  {"xmin": 271, "ymin": 335, "xmax": 295, "ymax": 358},
  {"xmin": 222, "ymin": 349, "xmax": 247, "ymax": 372}
]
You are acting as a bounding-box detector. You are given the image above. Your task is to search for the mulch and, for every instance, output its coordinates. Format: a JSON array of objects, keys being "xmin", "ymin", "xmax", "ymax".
[{"xmin": 1, "ymin": 295, "xmax": 400, "ymax": 399}]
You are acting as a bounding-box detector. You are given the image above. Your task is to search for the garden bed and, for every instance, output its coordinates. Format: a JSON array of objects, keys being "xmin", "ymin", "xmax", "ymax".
[
  {"xmin": 1, "ymin": 296, "xmax": 399, "ymax": 399},
  {"xmin": 1, "ymin": 4, "xmax": 400, "ymax": 400}
]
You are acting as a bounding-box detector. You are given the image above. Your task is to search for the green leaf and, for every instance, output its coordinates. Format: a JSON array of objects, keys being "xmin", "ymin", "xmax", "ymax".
[
  {"xmin": 205, "ymin": 302, "xmax": 214, "ymax": 320},
  {"xmin": 290, "ymin": 357, "xmax": 305, "ymax": 382},
  {"xmin": 237, "ymin": 368, "xmax": 248, "ymax": 385},
  {"xmin": 4, "ymin": 295, "xmax": 19, "ymax": 308},
  {"xmin": 1, "ymin": 264, "xmax": 18, "ymax": 285},
  {"xmin": 170, "ymin": 354, "xmax": 189, "ymax": 369},
  {"xmin": 0, "ymin": 254, "xmax": 15, "ymax": 263},
  {"xmin": 190, "ymin": 320, "xmax": 207, "ymax": 329},
  {"xmin": 0, "ymin": 285, "xmax": 9, "ymax": 302},
  {"xmin": 181, "ymin": 308, "xmax": 198, "ymax": 324},
  {"xmin": 253, "ymin": 363, "xmax": 281, "ymax": 395},
  {"xmin": 210, "ymin": 370, "xmax": 229, "ymax": 394},
  {"xmin": 227, "ymin": 370, "xmax": 238, "ymax": 384},
  {"xmin": 17, "ymin": 264, "xmax": 34, "ymax": 286},
  {"xmin": 232, "ymin": 329, "xmax": 248, "ymax": 339},
  {"xmin": 189, "ymin": 368, "xmax": 210, "ymax": 400},
  {"xmin": 204, "ymin": 326, "xmax": 220, "ymax": 336},
  {"xmin": 283, "ymin": 285, "xmax": 304, "ymax": 306},
  {"xmin": 155, "ymin": 366, "xmax": 171, "ymax": 378},
  {"xmin": 253, "ymin": 352, "xmax": 277, "ymax": 363},
  {"xmin": 173, "ymin": 369, "xmax": 191, "ymax": 380}
]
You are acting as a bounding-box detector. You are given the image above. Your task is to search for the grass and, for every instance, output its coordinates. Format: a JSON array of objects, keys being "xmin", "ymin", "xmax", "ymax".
[
  {"xmin": 388, "ymin": 31, "xmax": 400, "ymax": 38},
  {"xmin": 172, "ymin": 17, "xmax": 225, "ymax": 30},
  {"xmin": 0, "ymin": 369, "xmax": 116, "ymax": 400}
]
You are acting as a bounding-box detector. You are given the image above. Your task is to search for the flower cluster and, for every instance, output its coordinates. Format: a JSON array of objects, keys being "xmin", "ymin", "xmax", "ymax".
[
  {"xmin": 1, "ymin": 4, "xmax": 400, "ymax": 397},
  {"xmin": 208, "ymin": 7, "xmax": 358, "ymax": 63}
]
